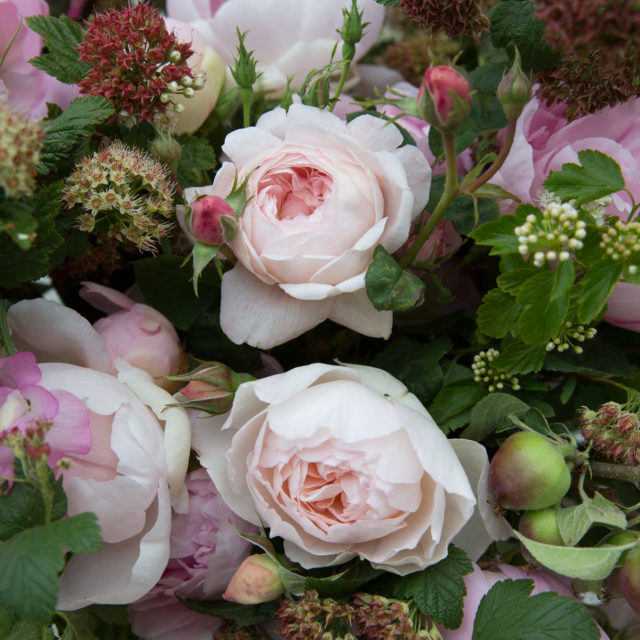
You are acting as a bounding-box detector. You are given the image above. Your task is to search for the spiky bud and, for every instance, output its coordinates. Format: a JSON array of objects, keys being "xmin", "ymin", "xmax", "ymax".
[{"xmin": 497, "ymin": 50, "xmax": 532, "ymax": 120}]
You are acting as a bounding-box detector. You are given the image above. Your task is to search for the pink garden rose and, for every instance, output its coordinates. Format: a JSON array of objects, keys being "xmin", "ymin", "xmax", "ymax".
[
  {"xmin": 0, "ymin": 0, "xmax": 76, "ymax": 119},
  {"xmin": 129, "ymin": 468, "xmax": 256, "ymax": 640},
  {"xmin": 192, "ymin": 363, "xmax": 510, "ymax": 575},
  {"xmin": 603, "ymin": 281, "xmax": 640, "ymax": 332},
  {"xmin": 441, "ymin": 564, "xmax": 608, "ymax": 639},
  {"xmin": 166, "ymin": 0, "xmax": 385, "ymax": 96},
  {"xmin": 491, "ymin": 96, "xmax": 640, "ymax": 218},
  {"xmin": 180, "ymin": 103, "xmax": 430, "ymax": 348},
  {"xmin": 79, "ymin": 282, "xmax": 186, "ymax": 383}
]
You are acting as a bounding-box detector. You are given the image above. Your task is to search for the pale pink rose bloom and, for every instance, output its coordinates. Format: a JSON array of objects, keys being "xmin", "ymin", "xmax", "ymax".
[
  {"xmin": 179, "ymin": 103, "xmax": 430, "ymax": 348},
  {"xmin": 129, "ymin": 469, "xmax": 256, "ymax": 640},
  {"xmin": 79, "ymin": 282, "xmax": 185, "ymax": 382},
  {"xmin": 166, "ymin": 0, "xmax": 385, "ymax": 96},
  {"xmin": 603, "ymin": 281, "xmax": 640, "ymax": 332},
  {"xmin": 0, "ymin": 0, "xmax": 77, "ymax": 119},
  {"xmin": 441, "ymin": 564, "xmax": 609, "ymax": 639},
  {"xmin": 491, "ymin": 96, "xmax": 640, "ymax": 218},
  {"xmin": 192, "ymin": 363, "xmax": 510, "ymax": 575},
  {"xmin": 8, "ymin": 298, "xmax": 192, "ymax": 513},
  {"xmin": 163, "ymin": 18, "xmax": 226, "ymax": 135}
]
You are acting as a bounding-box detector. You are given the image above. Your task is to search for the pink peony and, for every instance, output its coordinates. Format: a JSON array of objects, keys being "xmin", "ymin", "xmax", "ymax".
[
  {"xmin": 193, "ymin": 363, "xmax": 510, "ymax": 575},
  {"xmin": 0, "ymin": 0, "xmax": 76, "ymax": 119},
  {"xmin": 491, "ymin": 96, "xmax": 640, "ymax": 218},
  {"xmin": 179, "ymin": 103, "xmax": 430, "ymax": 348},
  {"xmin": 79, "ymin": 282, "xmax": 185, "ymax": 383},
  {"xmin": 165, "ymin": 0, "xmax": 385, "ymax": 96},
  {"xmin": 441, "ymin": 564, "xmax": 608, "ymax": 639},
  {"xmin": 129, "ymin": 468, "xmax": 256, "ymax": 640}
]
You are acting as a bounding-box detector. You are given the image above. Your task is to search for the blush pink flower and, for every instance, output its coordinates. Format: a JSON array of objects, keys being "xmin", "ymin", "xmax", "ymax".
[
  {"xmin": 604, "ymin": 281, "xmax": 640, "ymax": 332},
  {"xmin": 129, "ymin": 468, "xmax": 256, "ymax": 640},
  {"xmin": 180, "ymin": 103, "xmax": 430, "ymax": 348},
  {"xmin": 491, "ymin": 96, "xmax": 640, "ymax": 218},
  {"xmin": 0, "ymin": 0, "xmax": 76, "ymax": 119},
  {"xmin": 192, "ymin": 363, "xmax": 510, "ymax": 575},
  {"xmin": 79, "ymin": 282, "xmax": 185, "ymax": 383},
  {"xmin": 166, "ymin": 0, "xmax": 385, "ymax": 96},
  {"xmin": 441, "ymin": 564, "xmax": 608, "ymax": 639}
]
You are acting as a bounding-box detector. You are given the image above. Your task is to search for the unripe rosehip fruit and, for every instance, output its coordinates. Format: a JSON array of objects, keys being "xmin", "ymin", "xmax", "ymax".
[
  {"xmin": 489, "ymin": 431, "xmax": 571, "ymax": 511},
  {"xmin": 620, "ymin": 546, "xmax": 640, "ymax": 614},
  {"xmin": 518, "ymin": 508, "xmax": 564, "ymax": 546}
]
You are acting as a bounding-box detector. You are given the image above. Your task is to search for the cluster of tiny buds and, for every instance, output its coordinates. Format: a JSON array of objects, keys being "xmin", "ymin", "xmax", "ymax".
[
  {"xmin": 600, "ymin": 219, "xmax": 640, "ymax": 276},
  {"xmin": 472, "ymin": 348, "xmax": 520, "ymax": 392},
  {"xmin": 515, "ymin": 201, "xmax": 587, "ymax": 267},
  {"xmin": 545, "ymin": 320, "xmax": 597, "ymax": 354},
  {"xmin": 278, "ymin": 591, "xmax": 355, "ymax": 640}
]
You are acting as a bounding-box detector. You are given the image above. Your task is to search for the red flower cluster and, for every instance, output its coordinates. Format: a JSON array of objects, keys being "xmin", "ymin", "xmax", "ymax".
[
  {"xmin": 77, "ymin": 1, "xmax": 195, "ymax": 123},
  {"xmin": 399, "ymin": 0, "xmax": 489, "ymax": 38}
]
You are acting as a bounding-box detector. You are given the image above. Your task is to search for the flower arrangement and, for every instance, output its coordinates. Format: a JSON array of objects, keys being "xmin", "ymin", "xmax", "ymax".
[{"xmin": 1, "ymin": 1, "xmax": 640, "ymax": 639}]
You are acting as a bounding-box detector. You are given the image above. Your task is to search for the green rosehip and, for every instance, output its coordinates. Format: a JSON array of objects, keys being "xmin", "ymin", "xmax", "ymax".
[
  {"xmin": 620, "ymin": 546, "xmax": 640, "ymax": 615},
  {"xmin": 519, "ymin": 508, "xmax": 564, "ymax": 545},
  {"xmin": 489, "ymin": 431, "xmax": 571, "ymax": 511}
]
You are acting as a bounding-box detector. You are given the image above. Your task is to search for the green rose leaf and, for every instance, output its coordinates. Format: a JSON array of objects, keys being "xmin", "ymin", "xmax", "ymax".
[
  {"xmin": 462, "ymin": 392, "xmax": 530, "ymax": 441},
  {"xmin": 477, "ymin": 288, "xmax": 522, "ymax": 339},
  {"xmin": 578, "ymin": 259, "xmax": 623, "ymax": 324}
]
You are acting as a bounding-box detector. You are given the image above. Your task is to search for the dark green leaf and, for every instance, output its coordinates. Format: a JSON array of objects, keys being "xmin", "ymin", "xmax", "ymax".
[
  {"xmin": 134, "ymin": 255, "xmax": 220, "ymax": 331},
  {"xmin": 178, "ymin": 598, "xmax": 278, "ymax": 626},
  {"xmin": 467, "ymin": 208, "xmax": 526, "ymax": 253},
  {"xmin": 0, "ymin": 513, "xmax": 102, "ymax": 623},
  {"xmin": 26, "ymin": 15, "xmax": 90, "ymax": 84},
  {"xmin": 5, "ymin": 619, "xmax": 41, "ymax": 640},
  {"xmin": 39, "ymin": 97, "xmax": 115, "ymax": 173},
  {"xmin": 488, "ymin": 0, "xmax": 558, "ymax": 72},
  {"xmin": 429, "ymin": 380, "xmax": 487, "ymax": 433},
  {"xmin": 497, "ymin": 267, "xmax": 537, "ymax": 294},
  {"xmin": 543, "ymin": 150, "xmax": 626, "ymax": 206},
  {"xmin": 176, "ymin": 136, "xmax": 218, "ymax": 188},
  {"xmin": 578, "ymin": 260, "xmax": 623, "ymax": 324},
  {"xmin": 374, "ymin": 0, "xmax": 400, "ymax": 6},
  {"xmin": 492, "ymin": 342, "xmax": 547, "ymax": 375},
  {"xmin": 477, "ymin": 288, "xmax": 521, "ymax": 338},
  {"xmin": 472, "ymin": 579, "xmax": 600, "ymax": 640},
  {"xmin": 394, "ymin": 545, "xmax": 472, "ymax": 629},
  {"xmin": 462, "ymin": 392, "xmax": 530, "ymax": 441},
  {"xmin": 365, "ymin": 245, "xmax": 425, "ymax": 311},
  {"xmin": 304, "ymin": 562, "xmax": 383, "ymax": 598}
]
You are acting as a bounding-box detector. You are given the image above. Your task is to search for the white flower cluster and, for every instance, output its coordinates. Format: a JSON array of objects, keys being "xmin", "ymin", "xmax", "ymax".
[
  {"xmin": 515, "ymin": 201, "xmax": 587, "ymax": 267},
  {"xmin": 545, "ymin": 320, "xmax": 597, "ymax": 354},
  {"xmin": 600, "ymin": 219, "xmax": 640, "ymax": 276},
  {"xmin": 472, "ymin": 348, "xmax": 520, "ymax": 393}
]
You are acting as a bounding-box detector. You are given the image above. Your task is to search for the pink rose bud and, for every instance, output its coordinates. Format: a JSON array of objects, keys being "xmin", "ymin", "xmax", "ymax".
[
  {"xmin": 496, "ymin": 51, "xmax": 532, "ymax": 120},
  {"xmin": 417, "ymin": 65, "xmax": 472, "ymax": 132},
  {"xmin": 223, "ymin": 554, "xmax": 284, "ymax": 605},
  {"xmin": 189, "ymin": 195, "xmax": 237, "ymax": 245}
]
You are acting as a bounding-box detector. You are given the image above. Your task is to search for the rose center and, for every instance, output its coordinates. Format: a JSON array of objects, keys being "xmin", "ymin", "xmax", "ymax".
[{"xmin": 257, "ymin": 166, "xmax": 332, "ymax": 221}]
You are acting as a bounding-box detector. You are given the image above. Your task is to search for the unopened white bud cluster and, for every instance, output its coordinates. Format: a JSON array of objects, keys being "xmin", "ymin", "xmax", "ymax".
[
  {"xmin": 546, "ymin": 320, "xmax": 597, "ymax": 354},
  {"xmin": 600, "ymin": 219, "xmax": 640, "ymax": 276},
  {"xmin": 515, "ymin": 202, "xmax": 587, "ymax": 267},
  {"xmin": 160, "ymin": 72, "xmax": 205, "ymax": 110},
  {"xmin": 472, "ymin": 348, "xmax": 520, "ymax": 393}
]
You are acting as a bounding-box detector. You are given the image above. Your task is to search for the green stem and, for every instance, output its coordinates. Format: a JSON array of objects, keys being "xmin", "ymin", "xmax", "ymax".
[
  {"xmin": 240, "ymin": 87, "xmax": 252, "ymax": 128},
  {"xmin": 399, "ymin": 132, "xmax": 458, "ymax": 268},
  {"xmin": 0, "ymin": 299, "xmax": 16, "ymax": 356},
  {"xmin": 329, "ymin": 56, "xmax": 352, "ymax": 112},
  {"xmin": 462, "ymin": 118, "xmax": 518, "ymax": 194},
  {"xmin": 590, "ymin": 461, "xmax": 640, "ymax": 486},
  {"xmin": 219, "ymin": 244, "xmax": 237, "ymax": 266},
  {"xmin": 583, "ymin": 375, "xmax": 638, "ymax": 396}
]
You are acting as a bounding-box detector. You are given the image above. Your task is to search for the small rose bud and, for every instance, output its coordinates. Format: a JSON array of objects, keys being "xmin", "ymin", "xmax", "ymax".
[
  {"xmin": 223, "ymin": 554, "xmax": 285, "ymax": 605},
  {"xmin": 189, "ymin": 195, "xmax": 237, "ymax": 245},
  {"xmin": 497, "ymin": 50, "xmax": 532, "ymax": 120},
  {"xmin": 417, "ymin": 65, "xmax": 472, "ymax": 132}
]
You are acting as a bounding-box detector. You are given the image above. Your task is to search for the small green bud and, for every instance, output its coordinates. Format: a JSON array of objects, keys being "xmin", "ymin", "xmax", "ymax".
[
  {"xmin": 150, "ymin": 132, "xmax": 182, "ymax": 173},
  {"xmin": 338, "ymin": 0, "xmax": 367, "ymax": 50},
  {"xmin": 497, "ymin": 49, "xmax": 532, "ymax": 120},
  {"xmin": 231, "ymin": 29, "xmax": 259, "ymax": 89}
]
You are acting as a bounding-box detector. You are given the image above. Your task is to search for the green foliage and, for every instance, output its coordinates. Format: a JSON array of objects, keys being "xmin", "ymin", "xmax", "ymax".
[
  {"xmin": 26, "ymin": 15, "xmax": 90, "ymax": 84},
  {"xmin": 492, "ymin": 342, "xmax": 547, "ymax": 375},
  {"xmin": 543, "ymin": 150, "xmax": 626, "ymax": 206},
  {"xmin": 556, "ymin": 493, "xmax": 627, "ymax": 546},
  {"xmin": 304, "ymin": 562, "xmax": 384, "ymax": 598},
  {"xmin": 39, "ymin": 97, "xmax": 115, "ymax": 173},
  {"xmin": 578, "ymin": 260, "xmax": 623, "ymax": 324},
  {"xmin": 467, "ymin": 205, "xmax": 527, "ymax": 253},
  {"xmin": 477, "ymin": 288, "xmax": 522, "ymax": 338},
  {"xmin": 179, "ymin": 598, "xmax": 279, "ymax": 626},
  {"xmin": 373, "ymin": 0, "xmax": 400, "ymax": 6},
  {"xmin": 487, "ymin": 0, "xmax": 558, "ymax": 72},
  {"xmin": 0, "ymin": 200, "xmax": 38, "ymax": 250},
  {"xmin": 472, "ymin": 579, "xmax": 600, "ymax": 640},
  {"xmin": 429, "ymin": 380, "xmax": 487, "ymax": 433},
  {"xmin": 0, "ymin": 513, "xmax": 102, "ymax": 623},
  {"xmin": 134, "ymin": 254, "xmax": 220, "ymax": 331},
  {"xmin": 176, "ymin": 136, "xmax": 218, "ymax": 188},
  {"xmin": 365, "ymin": 245, "xmax": 425, "ymax": 311},
  {"xmin": 462, "ymin": 392, "xmax": 530, "ymax": 440},
  {"xmin": 393, "ymin": 545, "xmax": 473, "ymax": 629}
]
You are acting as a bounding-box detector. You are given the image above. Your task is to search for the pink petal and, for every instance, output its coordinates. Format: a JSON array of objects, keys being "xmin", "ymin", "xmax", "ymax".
[{"xmin": 79, "ymin": 282, "xmax": 135, "ymax": 313}]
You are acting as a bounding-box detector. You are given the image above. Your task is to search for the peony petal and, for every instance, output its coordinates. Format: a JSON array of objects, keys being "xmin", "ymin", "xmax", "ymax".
[
  {"xmin": 8, "ymin": 300, "xmax": 113, "ymax": 374},
  {"xmin": 220, "ymin": 265, "xmax": 332, "ymax": 348},
  {"xmin": 328, "ymin": 288, "xmax": 393, "ymax": 338}
]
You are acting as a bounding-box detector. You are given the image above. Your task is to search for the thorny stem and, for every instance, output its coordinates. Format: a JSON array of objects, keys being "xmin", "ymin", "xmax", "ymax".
[
  {"xmin": 462, "ymin": 117, "xmax": 518, "ymax": 193},
  {"xmin": 400, "ymin": 132, "xmax": 458, "ymax": 268},
  {"xmin": 329, "ymin": 56, "xmax": 353, "ymax": 112}
]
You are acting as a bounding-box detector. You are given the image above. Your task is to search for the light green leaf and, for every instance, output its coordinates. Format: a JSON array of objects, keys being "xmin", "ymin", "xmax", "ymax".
[
  {"xmin": 557, "ymin": 493, "xmax": 628, "ymax": 546},
  {"xmin": 468, "ymin": 207, "xmax": 528, "ymax": 254},
  {"xmin": 543, "ymin": 150, "xmax": 626, "ymax": 206},
  {"xmin": 514, "ymin": 531, "xmax": 636, "ymax": 580}
]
